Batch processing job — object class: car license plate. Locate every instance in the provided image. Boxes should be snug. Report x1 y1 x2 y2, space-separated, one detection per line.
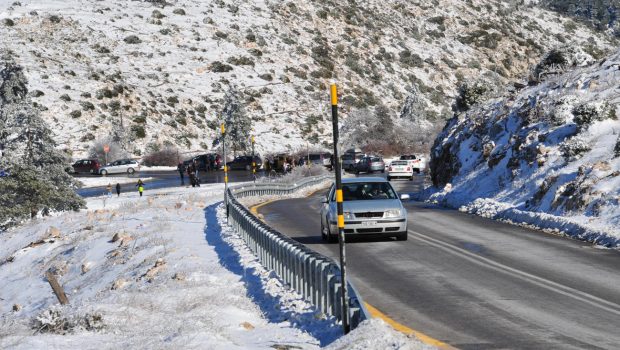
361 221 377 226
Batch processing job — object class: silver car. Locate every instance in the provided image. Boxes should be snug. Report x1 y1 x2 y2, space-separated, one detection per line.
355 156 385 174
320 177 409 242
99 159 140 175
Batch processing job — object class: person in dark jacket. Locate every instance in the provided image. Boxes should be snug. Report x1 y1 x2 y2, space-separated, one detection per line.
116 183 121 197
177 162 185 185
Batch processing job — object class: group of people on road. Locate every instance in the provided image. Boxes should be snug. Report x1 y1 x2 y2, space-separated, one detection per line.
177 161 201 187
106 180 144 198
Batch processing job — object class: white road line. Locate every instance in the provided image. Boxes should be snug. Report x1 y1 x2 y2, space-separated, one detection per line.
408 229 620 316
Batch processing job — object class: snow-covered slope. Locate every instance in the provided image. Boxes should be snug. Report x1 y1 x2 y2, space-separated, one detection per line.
0 184 431 349
429 48 620 248
0 0 615 158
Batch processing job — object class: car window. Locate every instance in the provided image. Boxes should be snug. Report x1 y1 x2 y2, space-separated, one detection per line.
371 157 381 162
332 182 397 201
400 155 416 160
391 161 408 166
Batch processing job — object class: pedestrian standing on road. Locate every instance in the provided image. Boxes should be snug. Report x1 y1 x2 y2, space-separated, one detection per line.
193 160 200 181
136 179 144 197
188 164 196 188
177 162 185 185
116 183 121 197
106 183 112 198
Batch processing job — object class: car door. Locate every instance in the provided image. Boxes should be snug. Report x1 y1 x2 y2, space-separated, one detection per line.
320 185 334 228
73 160 84 173
111 160 122 174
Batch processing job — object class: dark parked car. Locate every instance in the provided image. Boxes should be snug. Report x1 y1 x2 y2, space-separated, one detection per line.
184 153 222 170
72 159 101 174
355 156 385 174
228 155 262 171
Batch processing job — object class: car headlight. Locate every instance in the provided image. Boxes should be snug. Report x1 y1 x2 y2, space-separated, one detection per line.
383 209 402 218
343 212 355 220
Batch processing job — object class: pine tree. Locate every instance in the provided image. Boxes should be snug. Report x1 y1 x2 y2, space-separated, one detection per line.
0 52 84 229
222 86 251 156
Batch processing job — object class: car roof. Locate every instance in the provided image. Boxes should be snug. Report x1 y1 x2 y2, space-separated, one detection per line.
341 177 387 183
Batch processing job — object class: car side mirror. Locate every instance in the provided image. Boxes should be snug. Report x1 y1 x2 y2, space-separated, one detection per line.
400 194 410 201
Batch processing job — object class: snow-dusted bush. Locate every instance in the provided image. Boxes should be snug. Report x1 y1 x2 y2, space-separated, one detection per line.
559 136 591 161
531 46 594 82
123 35 141 44
210 61 233 72
455 81 488 111
32 307 105 334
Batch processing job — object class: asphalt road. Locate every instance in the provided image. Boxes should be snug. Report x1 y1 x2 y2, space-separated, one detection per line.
258 173 620 350
75 170 259 197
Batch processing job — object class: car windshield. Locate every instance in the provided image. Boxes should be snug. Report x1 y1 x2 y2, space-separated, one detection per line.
334 182 398 201
400 155 416 160
370 157 382 162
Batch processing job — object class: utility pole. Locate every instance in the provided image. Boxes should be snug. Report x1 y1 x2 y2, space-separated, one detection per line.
251 134 256 183
222 123 228 222
330 83 349 334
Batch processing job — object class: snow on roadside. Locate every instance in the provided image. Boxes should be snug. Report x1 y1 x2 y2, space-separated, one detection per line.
0 184 323 349
0 182 432 349
76 176 153 188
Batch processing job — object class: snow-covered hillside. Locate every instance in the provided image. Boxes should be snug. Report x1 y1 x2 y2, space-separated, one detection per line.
0 0 615 158
0 184 430 349
429 48 620 248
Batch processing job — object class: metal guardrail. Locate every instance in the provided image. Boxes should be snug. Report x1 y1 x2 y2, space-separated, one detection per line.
225 174 369 329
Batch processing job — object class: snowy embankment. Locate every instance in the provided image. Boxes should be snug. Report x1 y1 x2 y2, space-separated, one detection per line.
428 49 620 249
0 183 427 349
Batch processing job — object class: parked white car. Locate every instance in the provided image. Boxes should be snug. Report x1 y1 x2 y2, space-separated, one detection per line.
387 160 414 181
399 155 426 173
99 159 140 175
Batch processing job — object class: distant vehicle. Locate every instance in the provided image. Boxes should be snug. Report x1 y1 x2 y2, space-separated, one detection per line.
307 152 332 168
342 149 363 171
99 159 140 175
399 154 426 173
387 160 414 181
320 177 409 242
228 155 262 171
355 156 385 174
72 159 101 174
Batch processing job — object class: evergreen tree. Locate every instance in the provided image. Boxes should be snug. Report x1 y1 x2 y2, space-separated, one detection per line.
0 52 84 230
222 86 251 156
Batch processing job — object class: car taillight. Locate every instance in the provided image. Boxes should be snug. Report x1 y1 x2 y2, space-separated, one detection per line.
406 167 411 171
388 166 392 171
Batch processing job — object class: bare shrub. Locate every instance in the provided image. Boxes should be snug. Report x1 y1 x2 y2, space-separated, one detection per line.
88 139 129 165
142 147 179 166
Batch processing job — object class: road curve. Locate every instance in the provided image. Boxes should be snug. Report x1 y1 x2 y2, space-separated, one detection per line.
258 174 620 350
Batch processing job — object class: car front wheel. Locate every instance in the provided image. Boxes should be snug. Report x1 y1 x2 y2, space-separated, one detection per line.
127 168 135 175
396 232 408 241
100 169 108 176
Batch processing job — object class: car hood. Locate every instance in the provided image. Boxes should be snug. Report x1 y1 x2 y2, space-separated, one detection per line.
340 199 402 212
